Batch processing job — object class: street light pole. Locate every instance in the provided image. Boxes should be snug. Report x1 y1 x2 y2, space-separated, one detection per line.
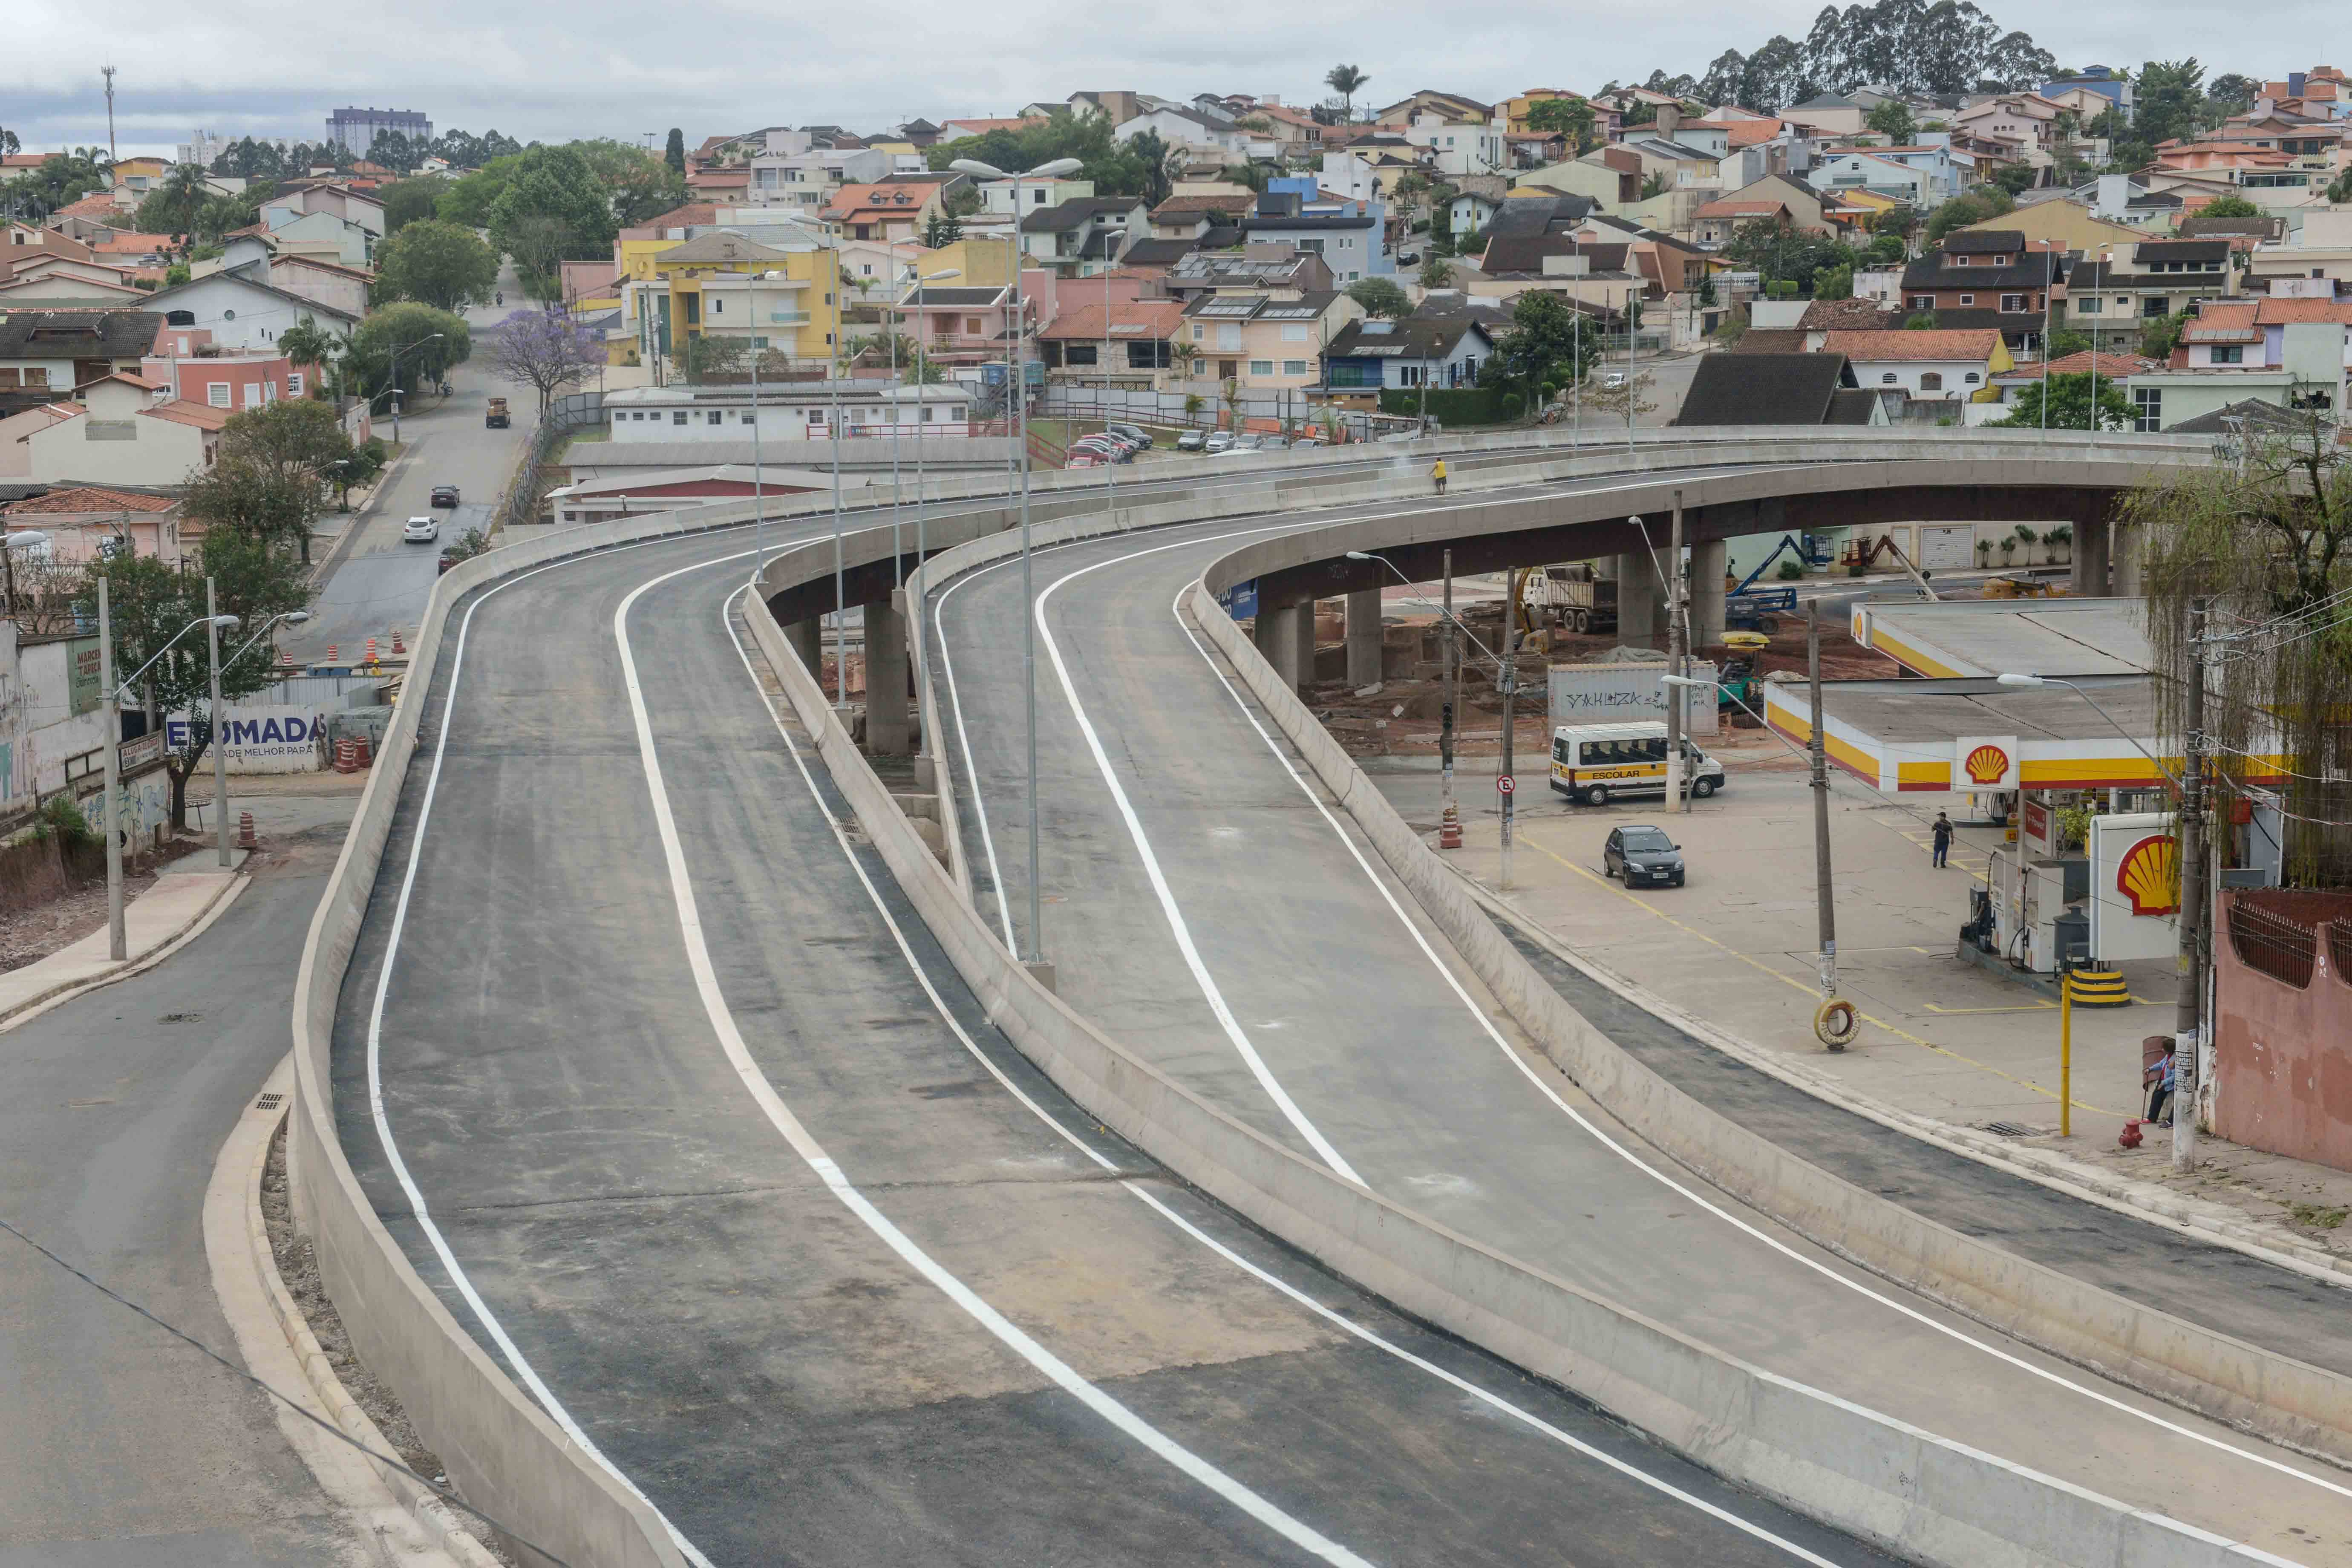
1808 599 1840 1025
952 155 1083 969
208 577 230 868
1666 490 1686 813
1499 567 1519 891
2173 597 2209 1170
100 578 123 961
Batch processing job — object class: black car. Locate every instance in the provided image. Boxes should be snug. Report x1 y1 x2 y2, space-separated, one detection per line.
1107 422 1154 448
430 484 460 507
1603 824 1685 888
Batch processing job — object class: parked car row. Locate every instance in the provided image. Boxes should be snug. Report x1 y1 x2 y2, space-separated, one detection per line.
1173 429 1331 455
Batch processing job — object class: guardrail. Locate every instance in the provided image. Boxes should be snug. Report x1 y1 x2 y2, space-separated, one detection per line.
291 425 2235 1568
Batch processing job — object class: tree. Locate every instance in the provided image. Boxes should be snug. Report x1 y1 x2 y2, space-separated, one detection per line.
487 144 616 273
1866 231 1908 265
374 219 500 312
1815 263 1854 300
504 213 576 300
2134 59 2207 149
1869 204 1915 239
683 333 747 381
1418 254 1456 291
0 128 17 157
486 308 603 412
87 533 314 832
1992 372 2135 430
1526 96 1599 153
573 138 689 228
922 208 963 248
1325 64 1370 121
1722 218 1849 294
181 398 365 558
2197 193 2261 218
1482 291 1604 397
1904 310 1940 329
379 175 452 233
1122 128 1177 208
1346 277 1412 318
2206 73 2260 116
2046 328 2092 358
2141 308 2192 359
367 130 421 173
275 320 345 394
1640 172 1669 199
1587 370 1657 427
0 150 110 219
664 128 686 174
2129 406 2352 885
1865 100 1918 142
1925 186 2015 243
1990 163 2038 196
347 303 472 405
2332 168 2352 206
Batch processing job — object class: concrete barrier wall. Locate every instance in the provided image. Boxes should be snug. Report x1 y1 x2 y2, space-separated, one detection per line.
754 508 2285 1568
1184 522 2352 1470
284 425 2225 1568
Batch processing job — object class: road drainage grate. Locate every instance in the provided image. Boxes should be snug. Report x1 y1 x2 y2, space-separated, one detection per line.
1982 1121 2036 1137
255 1093 285 1111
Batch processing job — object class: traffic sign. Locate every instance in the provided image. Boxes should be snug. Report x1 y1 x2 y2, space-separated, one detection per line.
1497 775 1515 795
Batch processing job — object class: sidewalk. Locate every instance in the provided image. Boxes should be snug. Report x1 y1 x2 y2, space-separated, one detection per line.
0 856 245 1030
1366 755 2352 1272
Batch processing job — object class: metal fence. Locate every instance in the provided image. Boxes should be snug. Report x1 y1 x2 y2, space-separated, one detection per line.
495 391 607 534
1038 385 1397 441
2227 899 2319 989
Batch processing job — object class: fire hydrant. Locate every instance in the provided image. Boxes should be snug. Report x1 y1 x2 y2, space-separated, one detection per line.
2118 1118 2146 1150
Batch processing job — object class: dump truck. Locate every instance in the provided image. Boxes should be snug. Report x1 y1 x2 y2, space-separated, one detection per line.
484 396 510 429
1534 563 1617 636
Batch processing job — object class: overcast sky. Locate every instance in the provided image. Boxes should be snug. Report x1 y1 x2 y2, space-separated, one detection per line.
7 0 2330 161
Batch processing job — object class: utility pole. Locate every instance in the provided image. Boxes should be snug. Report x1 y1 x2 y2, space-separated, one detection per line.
2173 597 2208 1169
1439 549 1460 847
100 577 124 961
102 66 118 163
208 578 230 868
1666 489 1686 813
1808 599 1839 1038
1499 566 1520 890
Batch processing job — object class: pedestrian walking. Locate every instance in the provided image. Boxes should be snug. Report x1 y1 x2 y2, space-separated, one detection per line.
1432 457 1448 496
1931 810 1953 868
2145 1048 2175 1126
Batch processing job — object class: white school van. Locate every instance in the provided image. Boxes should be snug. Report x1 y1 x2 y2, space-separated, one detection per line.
1550 721 1725 807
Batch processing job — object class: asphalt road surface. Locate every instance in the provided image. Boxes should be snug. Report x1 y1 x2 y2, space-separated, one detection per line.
0 842 377 1567
332 507 1899 1568
927 493 2352 1563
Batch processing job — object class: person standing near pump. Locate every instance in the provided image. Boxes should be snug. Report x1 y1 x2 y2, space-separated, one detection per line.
1432 457 1448 495
1931 810 1953 868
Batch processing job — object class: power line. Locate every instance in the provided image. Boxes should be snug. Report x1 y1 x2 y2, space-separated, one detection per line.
0 1211 574 1568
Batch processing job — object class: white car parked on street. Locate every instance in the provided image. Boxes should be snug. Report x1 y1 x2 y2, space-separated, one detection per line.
403 516 440 543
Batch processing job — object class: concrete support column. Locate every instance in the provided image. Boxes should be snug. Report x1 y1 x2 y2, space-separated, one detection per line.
1345 589 1383 688
2112 519 2145 599
2072 513 2112 598
785 614 823 678
1292 600 1318 690
864 595 910 755
1254 602 1304 693
1689 538 1728 651
1615 551 1665 648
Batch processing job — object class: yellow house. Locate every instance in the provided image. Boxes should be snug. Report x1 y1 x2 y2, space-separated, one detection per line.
1494 89 1585 136
917 235 1019 289
1953 199 2142 253
637 230 839 369
110 156 175 197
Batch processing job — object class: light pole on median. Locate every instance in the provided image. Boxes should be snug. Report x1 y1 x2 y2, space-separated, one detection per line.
951 155 1084 973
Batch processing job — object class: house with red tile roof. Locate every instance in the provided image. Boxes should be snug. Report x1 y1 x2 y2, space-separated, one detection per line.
820 182 943 242
20 373 230 494
1821 328 2013 401
0 481 187 565
1036 298 1187 387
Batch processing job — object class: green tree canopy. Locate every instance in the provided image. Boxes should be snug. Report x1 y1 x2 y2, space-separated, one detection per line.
2133 59 2208 149
374 219 501 311
487 144 619 267
380 174 453 233
1722 218 1851 293
1345 277 1412 318
1525 96 1599 152
664 128 686 174
2141 308 2192 359
1925 186 2016 243
1325 64 1370 120
1991 372 2135 430
2196 193 2261 218
1482 291 1605 395
348 303 472 404
1864 100 1918 142
180 398 358 553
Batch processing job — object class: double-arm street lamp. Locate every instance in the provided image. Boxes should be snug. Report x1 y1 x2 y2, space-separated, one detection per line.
386 333 447 444
946 155 1082 975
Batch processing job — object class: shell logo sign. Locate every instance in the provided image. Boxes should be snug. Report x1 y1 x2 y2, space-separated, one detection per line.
1963 744 2011 785
2116 834 2180 917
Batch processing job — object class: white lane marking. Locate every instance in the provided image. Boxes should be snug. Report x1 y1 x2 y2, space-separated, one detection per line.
1025 525 1369 1185
1151 576 2352 1505
366 547 728 1568
931 567 1018 951
614 562 1377 1568
715 582 1855 1567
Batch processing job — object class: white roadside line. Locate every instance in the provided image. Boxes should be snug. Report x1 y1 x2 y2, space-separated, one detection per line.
614 556 1376 1568
931 567 1019 951
1141 564 2352 1505
713 579 1853 1568
364 544 726 1568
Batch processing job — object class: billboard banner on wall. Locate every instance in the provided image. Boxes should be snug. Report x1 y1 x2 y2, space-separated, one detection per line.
164 705 327 773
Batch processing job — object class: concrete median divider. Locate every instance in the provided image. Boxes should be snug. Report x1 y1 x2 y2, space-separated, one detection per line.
1182 525 2352 1475
782 501 2290 1566
287 425 2226 1568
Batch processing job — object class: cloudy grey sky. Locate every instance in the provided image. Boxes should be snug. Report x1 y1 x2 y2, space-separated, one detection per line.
6 0 2329 160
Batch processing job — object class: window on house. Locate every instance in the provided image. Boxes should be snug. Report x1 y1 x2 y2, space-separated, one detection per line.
2211 344 2244 363
2000 294 2026 312
673 411 689 424
1964 372 1980 383
707 410 723 424
1920 372 1944 391
1911 296 1934 311
2133 387 2162 431
1954 255 1972 266
1958 294 1974 306
711 297 723 314
1249 359 1274 376
1280 323 1310 342
1282 359 1307 376
2077 297 2102 314
208 382 231 406
741 412 755 425
1881 372 1897 383
1193 325 1204 341
288 372 303 395
1064 343 1098 365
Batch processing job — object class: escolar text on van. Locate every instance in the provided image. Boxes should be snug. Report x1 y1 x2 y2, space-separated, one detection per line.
1550 721 1726 807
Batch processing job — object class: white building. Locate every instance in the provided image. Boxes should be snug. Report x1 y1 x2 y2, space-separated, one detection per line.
601 381 974 443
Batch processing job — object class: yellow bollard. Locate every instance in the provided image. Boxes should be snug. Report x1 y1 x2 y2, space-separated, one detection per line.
2059 971 2072 1138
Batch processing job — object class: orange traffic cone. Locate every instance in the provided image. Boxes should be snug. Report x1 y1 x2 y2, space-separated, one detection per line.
326 643 338 663
365 637 378 665
1438 799 1463 850
391 628 405 656
278 647 293 670
237 811 258 850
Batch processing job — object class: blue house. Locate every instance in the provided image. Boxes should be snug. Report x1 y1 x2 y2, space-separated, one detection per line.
1248 180 1393 280
1317 315 1494 406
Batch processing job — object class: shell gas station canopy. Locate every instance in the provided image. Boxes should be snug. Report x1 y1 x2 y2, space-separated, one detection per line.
1761 597 2279 795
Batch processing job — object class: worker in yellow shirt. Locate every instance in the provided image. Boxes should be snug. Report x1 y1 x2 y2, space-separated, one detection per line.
1432 458 1448 495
